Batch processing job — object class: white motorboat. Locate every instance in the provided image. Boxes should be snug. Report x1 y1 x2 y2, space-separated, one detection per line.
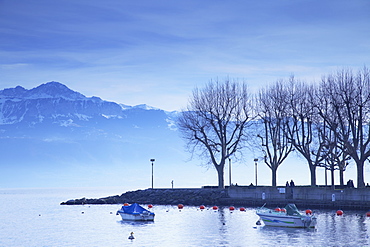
116 203 155 221
256 203 317 228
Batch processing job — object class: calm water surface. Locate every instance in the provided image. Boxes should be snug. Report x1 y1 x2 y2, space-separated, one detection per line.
1 187 370 247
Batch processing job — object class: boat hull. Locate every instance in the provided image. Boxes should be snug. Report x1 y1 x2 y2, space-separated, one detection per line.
117 211 155 221
257 212 316 228
116 203 155 221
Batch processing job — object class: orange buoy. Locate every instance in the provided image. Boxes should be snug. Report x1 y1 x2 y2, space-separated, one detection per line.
212 206 218 210
229 206 235 211
178 204 184 209
148 204 153 209
305 209 312 215
199 205 205 210
366 211 370 217
274 207 281 212
240 207 246 212
336 210 343 216
281 208 286 213
123 203 129 206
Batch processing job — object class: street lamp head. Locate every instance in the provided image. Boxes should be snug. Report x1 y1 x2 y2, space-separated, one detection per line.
150 159 155 162
254 158 258 162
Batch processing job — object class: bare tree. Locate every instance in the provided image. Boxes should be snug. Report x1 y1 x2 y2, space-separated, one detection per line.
177 79 253 188
284 78 328 186
257 80 293 186
315 83 351 187
320 67 370 188
322 125 350 188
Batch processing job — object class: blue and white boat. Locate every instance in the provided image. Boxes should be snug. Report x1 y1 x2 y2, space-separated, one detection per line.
256 204 316 228
116 203 155 221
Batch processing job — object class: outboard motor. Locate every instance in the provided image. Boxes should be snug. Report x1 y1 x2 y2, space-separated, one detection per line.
303 216 312 227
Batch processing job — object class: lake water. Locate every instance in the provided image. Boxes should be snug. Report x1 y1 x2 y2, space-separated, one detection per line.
1 187 370 247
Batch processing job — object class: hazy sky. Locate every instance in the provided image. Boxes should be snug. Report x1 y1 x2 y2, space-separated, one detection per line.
1 0 369 111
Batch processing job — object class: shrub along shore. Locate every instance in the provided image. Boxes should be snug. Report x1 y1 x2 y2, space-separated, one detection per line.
61 186 370 210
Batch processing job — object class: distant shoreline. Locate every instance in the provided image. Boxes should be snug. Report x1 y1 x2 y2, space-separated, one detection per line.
60 186 370 211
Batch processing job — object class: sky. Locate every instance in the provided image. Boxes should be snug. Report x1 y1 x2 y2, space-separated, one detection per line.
1 0 370 189
1 0 370 112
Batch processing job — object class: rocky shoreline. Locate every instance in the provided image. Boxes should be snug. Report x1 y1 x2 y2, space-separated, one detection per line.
60 187 370 210
61 188 228 206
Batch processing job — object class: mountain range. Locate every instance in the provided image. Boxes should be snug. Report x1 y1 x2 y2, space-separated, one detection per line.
0 81 212 189
0 81 326 189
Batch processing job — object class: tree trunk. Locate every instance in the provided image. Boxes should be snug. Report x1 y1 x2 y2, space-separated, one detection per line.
339 168 344 186
330 167 335 190
309 164 316 187
356 161 365 188
216 164 225 189
271 166 277 187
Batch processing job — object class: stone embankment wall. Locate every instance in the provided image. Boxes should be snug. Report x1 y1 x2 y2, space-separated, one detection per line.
226 186 370 210
61 186 370 210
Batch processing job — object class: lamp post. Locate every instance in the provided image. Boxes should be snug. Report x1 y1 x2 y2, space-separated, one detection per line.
254 158 258 186
150 159 155 189
229 157 232 186
227 149 232 186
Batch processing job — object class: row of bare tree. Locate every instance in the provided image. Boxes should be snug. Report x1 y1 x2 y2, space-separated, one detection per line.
178 67 370 188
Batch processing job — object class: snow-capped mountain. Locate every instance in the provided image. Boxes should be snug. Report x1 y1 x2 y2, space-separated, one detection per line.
0 82 190 188
0 81 177 134
0 81 154 125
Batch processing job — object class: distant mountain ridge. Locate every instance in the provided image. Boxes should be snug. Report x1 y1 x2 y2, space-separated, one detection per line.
0 81 185 188
0 81 171 126
0 81 85 100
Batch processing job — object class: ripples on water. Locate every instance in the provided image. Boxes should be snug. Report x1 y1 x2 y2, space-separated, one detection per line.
1 188 370 246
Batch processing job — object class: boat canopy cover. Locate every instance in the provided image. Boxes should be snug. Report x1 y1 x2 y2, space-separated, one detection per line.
285 204 301 216
120 203 154 215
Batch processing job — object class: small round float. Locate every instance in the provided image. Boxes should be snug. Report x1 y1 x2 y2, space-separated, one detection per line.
274 207 281 212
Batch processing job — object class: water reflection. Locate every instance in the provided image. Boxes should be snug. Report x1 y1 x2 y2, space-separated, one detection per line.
3 187 370 247
249 209 370 246
257 226 311 246
216 209 229 247
314 210 370 245
118 220 154 226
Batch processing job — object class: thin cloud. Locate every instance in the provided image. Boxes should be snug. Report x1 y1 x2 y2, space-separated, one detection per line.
0 0 369 111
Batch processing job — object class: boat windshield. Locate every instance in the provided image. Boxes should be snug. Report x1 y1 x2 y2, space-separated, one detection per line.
285 204 301 216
